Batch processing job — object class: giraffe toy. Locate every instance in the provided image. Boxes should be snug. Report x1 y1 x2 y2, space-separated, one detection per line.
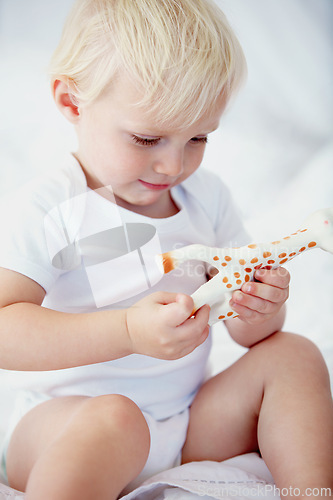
158 207 333 325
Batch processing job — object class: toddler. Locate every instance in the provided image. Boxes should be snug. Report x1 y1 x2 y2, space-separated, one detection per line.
0 1 332 499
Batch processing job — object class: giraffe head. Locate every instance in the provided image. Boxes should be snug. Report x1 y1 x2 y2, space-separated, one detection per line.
302 207 333 254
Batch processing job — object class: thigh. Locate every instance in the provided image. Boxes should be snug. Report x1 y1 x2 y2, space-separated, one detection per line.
182 344 266 464
6 394 89 489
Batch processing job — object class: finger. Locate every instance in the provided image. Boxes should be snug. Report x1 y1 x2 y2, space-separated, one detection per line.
162 305 210 360
177 304 211 337
254 267 290 288
227 301 269 324
174 323 210 359
162 293 194 327
152 291 184 305
192 303 211 323
241 282 289 304
231 290 279 315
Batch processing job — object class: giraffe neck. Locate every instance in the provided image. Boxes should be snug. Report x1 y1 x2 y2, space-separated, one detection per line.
233 226 318 271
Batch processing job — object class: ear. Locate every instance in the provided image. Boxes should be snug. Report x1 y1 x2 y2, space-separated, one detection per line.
52 79 81 124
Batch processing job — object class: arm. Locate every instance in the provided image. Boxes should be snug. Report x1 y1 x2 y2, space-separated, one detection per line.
0 268 129 370
225 268 289 347
0 268 210 371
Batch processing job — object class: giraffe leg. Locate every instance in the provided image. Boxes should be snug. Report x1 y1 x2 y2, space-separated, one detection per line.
191 278 238 324
208 293 238 324
191 274 223 313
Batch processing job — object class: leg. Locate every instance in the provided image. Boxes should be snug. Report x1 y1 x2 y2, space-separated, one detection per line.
182 332 333 499
7 394 150 500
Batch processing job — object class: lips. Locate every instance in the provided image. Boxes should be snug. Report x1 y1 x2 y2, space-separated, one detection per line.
139 180 171 191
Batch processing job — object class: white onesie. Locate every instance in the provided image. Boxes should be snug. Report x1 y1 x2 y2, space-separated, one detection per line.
0 155 249 488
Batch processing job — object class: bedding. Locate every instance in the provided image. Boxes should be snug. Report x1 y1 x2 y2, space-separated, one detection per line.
0 453 277 499
0 0 332 498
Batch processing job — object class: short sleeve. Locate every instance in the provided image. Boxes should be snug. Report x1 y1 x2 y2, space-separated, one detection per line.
0 188 65 292
0 160 86 292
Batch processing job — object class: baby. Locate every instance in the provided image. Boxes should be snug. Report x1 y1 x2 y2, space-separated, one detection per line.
0 1 331 499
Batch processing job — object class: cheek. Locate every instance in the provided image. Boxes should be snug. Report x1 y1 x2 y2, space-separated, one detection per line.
119 146 153 176
186 146 206 173
102 146 149 185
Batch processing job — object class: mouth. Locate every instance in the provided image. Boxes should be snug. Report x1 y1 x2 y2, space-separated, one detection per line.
139 180 171 191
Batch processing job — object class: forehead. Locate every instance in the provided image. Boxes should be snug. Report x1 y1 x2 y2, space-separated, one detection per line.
94 74 226 134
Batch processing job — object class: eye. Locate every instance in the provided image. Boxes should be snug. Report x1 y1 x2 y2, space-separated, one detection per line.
132 135 160 147
190 136 208 145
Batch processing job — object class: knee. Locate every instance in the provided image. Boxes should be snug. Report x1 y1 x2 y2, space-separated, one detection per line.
255 332 331 387
77 395 150 454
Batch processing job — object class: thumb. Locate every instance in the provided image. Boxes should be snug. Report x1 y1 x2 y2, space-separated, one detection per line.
163 293 194 327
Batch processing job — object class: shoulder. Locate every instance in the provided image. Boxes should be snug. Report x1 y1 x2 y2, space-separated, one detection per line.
0 156 86 223
22 156 86 209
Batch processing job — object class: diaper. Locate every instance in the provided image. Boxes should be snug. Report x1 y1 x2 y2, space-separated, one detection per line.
0 391 52 484
0 390 190 493
125 408 190 494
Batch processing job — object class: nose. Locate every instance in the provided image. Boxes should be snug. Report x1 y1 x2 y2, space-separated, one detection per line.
153 147 184 177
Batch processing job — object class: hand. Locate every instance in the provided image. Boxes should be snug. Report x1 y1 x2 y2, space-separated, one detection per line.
229 267 290 325
125 292 210 360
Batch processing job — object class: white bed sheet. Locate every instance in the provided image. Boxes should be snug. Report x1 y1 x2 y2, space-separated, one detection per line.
0 0 332 498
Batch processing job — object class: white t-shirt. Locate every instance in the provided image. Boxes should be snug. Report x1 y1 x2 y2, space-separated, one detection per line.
0 156 248 420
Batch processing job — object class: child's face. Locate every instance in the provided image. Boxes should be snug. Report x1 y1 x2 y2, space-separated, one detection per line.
74 76 225 217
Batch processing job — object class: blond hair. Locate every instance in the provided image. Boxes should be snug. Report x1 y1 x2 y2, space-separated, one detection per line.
49 0 246 127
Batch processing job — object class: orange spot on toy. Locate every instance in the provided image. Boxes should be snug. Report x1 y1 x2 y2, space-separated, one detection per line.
263 252 271 258
251 257 258 264
239 259 246 265
278 253 287 258
248 244 257 249
308 241 316 247
222 277 228 283
213 256 219 261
